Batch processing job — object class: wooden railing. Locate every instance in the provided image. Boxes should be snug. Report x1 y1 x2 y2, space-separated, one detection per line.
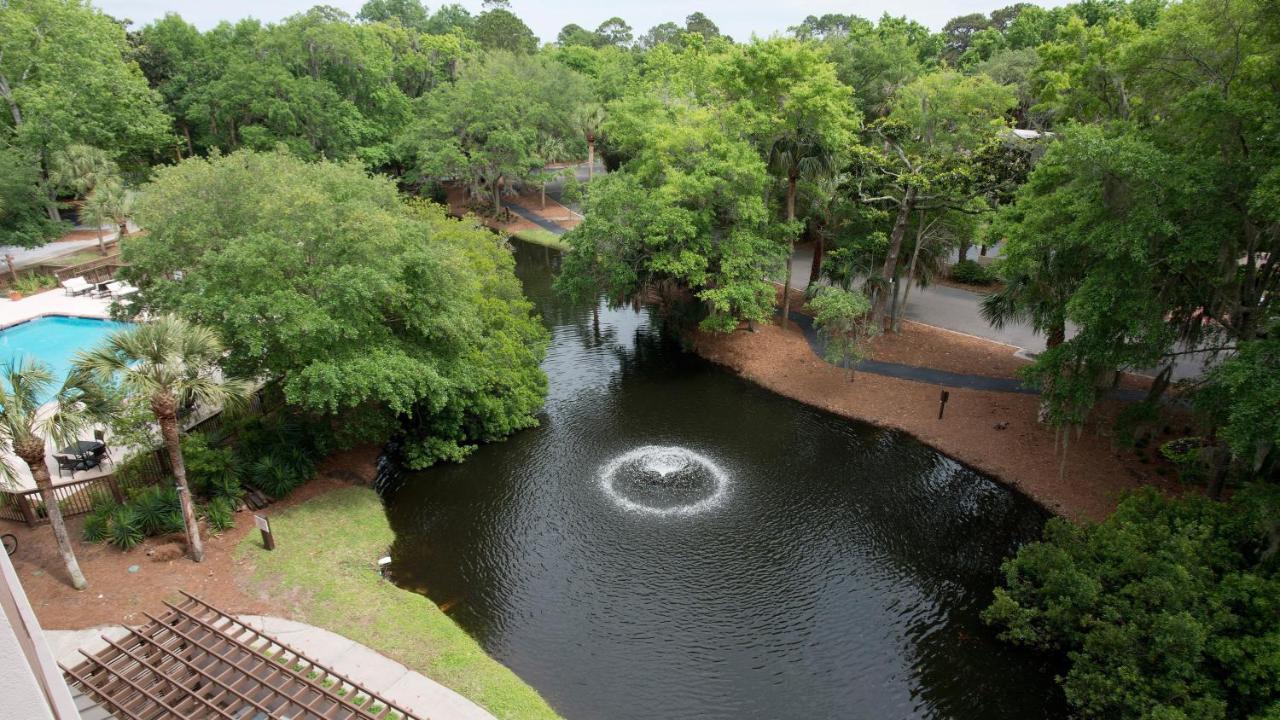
0 391 277 526
52 251 125 284
0 449 170 526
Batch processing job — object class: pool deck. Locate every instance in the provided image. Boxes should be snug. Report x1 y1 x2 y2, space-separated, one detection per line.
0 289 125 492
0 286 113 328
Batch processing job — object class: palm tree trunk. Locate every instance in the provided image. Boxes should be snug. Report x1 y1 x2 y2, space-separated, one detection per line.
587 140 595 182
872 187 918 328
96 225 106 255
809 235 824 285
156 400 203 562
19 446 86 589
781 175 799 330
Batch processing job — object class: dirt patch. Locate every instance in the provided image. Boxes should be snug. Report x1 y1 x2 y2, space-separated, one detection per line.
692 321 1181 522
5 478 347 630
443 183 578 236
870 321 1032 378
54 229 105 243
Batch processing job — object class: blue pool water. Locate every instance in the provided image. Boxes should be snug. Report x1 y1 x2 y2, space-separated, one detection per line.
0 316 132 402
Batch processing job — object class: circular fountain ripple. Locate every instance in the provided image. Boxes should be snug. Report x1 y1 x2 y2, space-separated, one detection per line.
599 445 730 517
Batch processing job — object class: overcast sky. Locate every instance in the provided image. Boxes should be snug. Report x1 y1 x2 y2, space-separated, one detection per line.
94 0 1062 38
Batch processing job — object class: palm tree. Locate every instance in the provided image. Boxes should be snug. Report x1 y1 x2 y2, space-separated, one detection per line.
49 144 118 225
0 360 113 589
573 104 606 182
80 187 115 256
82 178 135 241
536 134 567 208
77 316 253 563
769 133 838 328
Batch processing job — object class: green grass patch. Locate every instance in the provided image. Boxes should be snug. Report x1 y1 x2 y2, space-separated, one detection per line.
238 485 561 720
510 227 569 251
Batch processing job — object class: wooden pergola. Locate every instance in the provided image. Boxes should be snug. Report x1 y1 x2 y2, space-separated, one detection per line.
61 592 420 719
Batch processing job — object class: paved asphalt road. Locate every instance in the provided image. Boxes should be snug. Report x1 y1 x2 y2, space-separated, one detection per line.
786 244 1214 380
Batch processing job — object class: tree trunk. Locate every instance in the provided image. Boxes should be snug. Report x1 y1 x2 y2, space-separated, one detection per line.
809 235 824 285
18 444 87 590
96 225 107 255
541 182 546 209
780 175 799 330
957 238 971 263
183 123 195 157
587 139 595 182
493 176 503 217
895 219 927 334
871 187 918 328
155 397 203 562
1046 321 1066 349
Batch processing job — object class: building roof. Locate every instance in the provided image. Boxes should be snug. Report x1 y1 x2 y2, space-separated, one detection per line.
61 592 420 720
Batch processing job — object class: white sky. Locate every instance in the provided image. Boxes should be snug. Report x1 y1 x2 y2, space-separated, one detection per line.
94 1 1064 38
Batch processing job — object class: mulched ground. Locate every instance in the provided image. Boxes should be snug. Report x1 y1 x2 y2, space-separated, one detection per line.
5 443 383 630
693 320 1184 522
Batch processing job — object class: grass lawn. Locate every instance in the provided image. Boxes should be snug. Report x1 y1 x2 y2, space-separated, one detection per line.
510 228 569 251
238 484 561 720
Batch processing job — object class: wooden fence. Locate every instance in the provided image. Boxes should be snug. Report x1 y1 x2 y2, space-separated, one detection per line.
0 449 170 526
51 251 125 284
0 391 274 527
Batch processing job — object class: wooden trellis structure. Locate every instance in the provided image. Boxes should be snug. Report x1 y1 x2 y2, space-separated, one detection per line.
62 592 420 719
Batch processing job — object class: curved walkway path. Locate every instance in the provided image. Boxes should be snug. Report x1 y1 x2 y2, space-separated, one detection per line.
788 311 1148 401
506 201 569 235
47 616 497 720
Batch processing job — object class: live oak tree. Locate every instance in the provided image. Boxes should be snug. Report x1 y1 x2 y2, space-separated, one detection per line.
853 70 1016 327
0 0 168 220
120 150 548 468
399 51 590 214
558 104 781 333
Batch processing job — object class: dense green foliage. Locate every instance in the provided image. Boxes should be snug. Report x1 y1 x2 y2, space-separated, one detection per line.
807 285 878 377
985 487 1280 719
121 150 548 466
6 1 1278 712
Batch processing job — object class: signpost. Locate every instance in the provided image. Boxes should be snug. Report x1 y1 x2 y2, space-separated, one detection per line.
254 514 275 551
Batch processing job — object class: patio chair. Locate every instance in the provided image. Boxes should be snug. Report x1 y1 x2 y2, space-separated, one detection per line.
61 276 93 296
53 453 81 479
108 281 139 298
93 429 113 468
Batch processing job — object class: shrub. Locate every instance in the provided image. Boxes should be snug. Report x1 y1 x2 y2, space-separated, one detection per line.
106 506 144 550
202 497 235 533
82 511 109 543
182 433 243 501
806 285 879 379
252 454 305 499
983 486 1280 720
129 486 181 535
949 259 996 285
11 274 56 295
1160 436 1207 483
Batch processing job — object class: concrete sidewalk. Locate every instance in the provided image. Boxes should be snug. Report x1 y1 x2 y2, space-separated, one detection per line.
47 616 498 720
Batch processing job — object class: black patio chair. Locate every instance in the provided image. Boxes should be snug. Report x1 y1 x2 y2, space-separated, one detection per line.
53 453 81 479
93 429 113 468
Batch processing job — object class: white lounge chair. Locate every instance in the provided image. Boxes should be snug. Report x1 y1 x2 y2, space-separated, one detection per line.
61 276 93 296
108 281 138 298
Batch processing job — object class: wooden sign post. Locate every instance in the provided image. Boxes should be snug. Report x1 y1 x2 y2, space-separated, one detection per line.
254 514 275 551
938 390 950 420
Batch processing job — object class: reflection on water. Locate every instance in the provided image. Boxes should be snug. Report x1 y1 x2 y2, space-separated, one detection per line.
379 242 1065 719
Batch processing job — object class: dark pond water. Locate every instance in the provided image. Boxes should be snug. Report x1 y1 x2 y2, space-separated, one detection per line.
379 242 1064 720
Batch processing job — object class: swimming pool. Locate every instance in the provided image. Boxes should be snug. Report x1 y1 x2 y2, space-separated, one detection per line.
0 316 132 401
